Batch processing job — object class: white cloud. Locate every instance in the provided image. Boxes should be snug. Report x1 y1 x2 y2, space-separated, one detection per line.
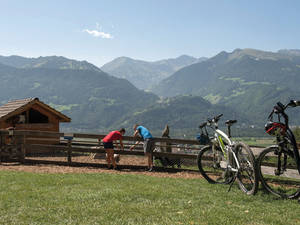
83 29 113 39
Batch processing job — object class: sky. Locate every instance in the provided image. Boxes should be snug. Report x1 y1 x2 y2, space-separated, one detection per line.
1 0 300 67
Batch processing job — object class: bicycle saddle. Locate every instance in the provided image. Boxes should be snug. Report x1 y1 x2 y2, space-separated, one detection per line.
225 120 237 125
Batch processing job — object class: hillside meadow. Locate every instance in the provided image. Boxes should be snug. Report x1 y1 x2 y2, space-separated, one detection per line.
0 170 300 225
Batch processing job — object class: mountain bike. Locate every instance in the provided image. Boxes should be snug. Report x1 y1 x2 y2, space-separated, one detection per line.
256 100 300 199
197 114 258 195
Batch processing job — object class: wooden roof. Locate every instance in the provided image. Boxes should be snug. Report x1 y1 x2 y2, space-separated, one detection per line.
0 98 71 122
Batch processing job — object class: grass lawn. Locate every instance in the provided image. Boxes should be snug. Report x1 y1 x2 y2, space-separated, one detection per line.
0 171 300 225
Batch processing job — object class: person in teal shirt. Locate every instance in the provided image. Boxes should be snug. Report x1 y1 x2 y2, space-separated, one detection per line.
130 124 155 171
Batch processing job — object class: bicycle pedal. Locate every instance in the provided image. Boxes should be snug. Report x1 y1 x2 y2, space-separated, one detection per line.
222 169 233 180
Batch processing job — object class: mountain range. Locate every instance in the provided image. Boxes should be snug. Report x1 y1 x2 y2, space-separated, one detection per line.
0 55 101 71
1 49 300 136
0 55 230 136
101 55 207 90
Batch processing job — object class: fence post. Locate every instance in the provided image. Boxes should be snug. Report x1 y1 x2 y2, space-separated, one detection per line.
67 139 72 165
0 131 3 163
11 131 19 160
14 134 22 162
20 134 26 163
98 138 101 147
64 133 73 165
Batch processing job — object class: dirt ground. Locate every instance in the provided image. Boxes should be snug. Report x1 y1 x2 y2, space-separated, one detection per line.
0 155 203 179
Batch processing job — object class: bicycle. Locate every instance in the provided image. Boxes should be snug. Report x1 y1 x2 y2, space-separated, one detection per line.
256 100 300 199
197 114 258 195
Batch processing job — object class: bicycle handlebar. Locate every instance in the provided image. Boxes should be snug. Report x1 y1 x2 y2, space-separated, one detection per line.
199 114 223 128
207 114 223 123
215 114 223 121
287 100 300 108
276 100 300 111
199 122 207 129
268 100 300 126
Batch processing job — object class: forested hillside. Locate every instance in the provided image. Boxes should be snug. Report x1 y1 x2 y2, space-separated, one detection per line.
0 61 158 131
153 49 300 125
116 95 253 136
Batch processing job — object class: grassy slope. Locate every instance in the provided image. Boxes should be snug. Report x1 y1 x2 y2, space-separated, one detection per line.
0 171 300 225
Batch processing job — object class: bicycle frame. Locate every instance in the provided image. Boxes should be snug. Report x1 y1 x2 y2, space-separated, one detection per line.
202 114 240 173
275 127 300 174
268 101 300 174
213 129 239 173
198 114 259 194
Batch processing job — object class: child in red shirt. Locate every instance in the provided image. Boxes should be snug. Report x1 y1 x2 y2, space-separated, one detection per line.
102 128 125 169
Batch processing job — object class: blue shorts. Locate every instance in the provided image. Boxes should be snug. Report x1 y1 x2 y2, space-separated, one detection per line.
103 142 114 149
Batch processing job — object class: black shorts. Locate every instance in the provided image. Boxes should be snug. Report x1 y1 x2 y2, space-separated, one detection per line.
103 142 114 149
143 138 155 153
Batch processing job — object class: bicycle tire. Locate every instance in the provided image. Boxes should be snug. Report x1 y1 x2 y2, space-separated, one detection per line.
234 142 258 195
197 145 233 184
257 146 300 199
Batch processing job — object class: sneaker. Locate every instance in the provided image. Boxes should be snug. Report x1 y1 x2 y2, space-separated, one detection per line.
113 166 121 171
108 165 113 170
148 167 154 172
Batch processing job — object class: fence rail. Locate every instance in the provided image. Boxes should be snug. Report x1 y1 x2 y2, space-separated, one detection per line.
0 129 202 171
3 129 297 172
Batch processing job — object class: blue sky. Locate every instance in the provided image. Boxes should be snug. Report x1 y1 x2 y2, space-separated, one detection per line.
1 0 300 67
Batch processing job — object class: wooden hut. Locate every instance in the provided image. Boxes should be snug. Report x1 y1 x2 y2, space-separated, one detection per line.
0 98 70 131
0 98 71 153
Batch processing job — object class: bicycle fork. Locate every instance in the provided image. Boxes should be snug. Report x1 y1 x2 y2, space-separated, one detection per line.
227 149 240 192
274 142 288 176
213 141 240 192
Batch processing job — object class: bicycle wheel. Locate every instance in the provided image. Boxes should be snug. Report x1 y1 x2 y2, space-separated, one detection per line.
257 146 300 199
197 145 233 184
234 142 258 195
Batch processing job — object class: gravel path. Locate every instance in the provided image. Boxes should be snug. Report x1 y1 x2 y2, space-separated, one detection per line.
0 155 203 179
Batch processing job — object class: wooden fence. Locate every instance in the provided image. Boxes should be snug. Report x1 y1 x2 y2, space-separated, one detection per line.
0 129 202 171
4 129 297 172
